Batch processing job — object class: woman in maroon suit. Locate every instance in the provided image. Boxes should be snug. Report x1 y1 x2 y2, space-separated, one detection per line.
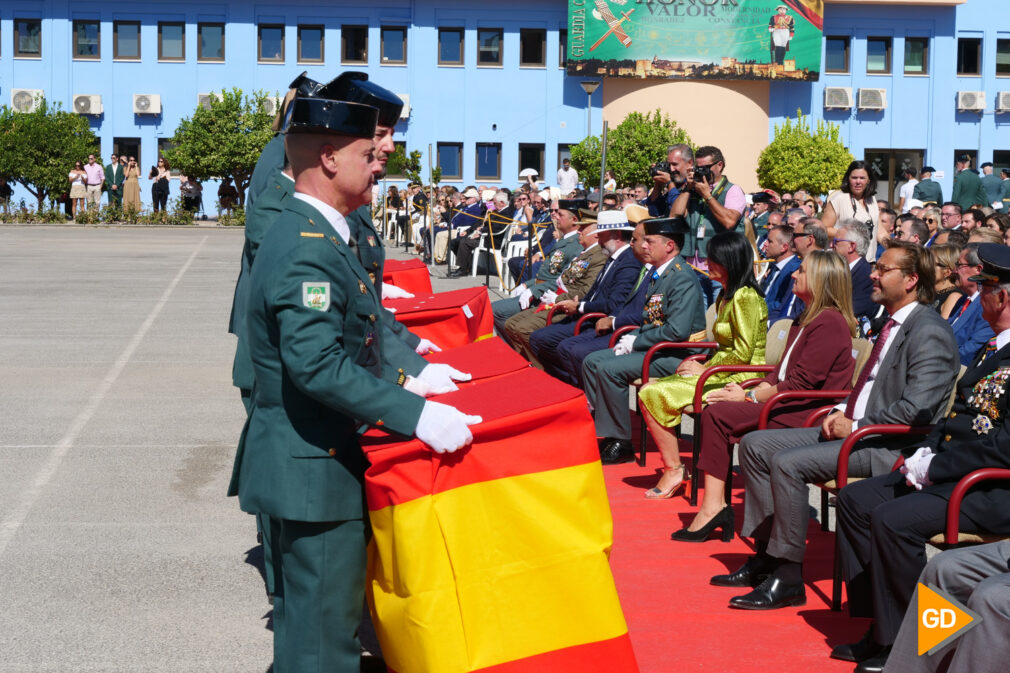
672 250 859 542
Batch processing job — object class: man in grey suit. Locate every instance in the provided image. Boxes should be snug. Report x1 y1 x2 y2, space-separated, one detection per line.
582 216 707 464
713 240 959 610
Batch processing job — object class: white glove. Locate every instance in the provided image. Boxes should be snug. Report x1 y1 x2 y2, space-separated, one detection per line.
613 333 637 356
900 447 935 491
415 400 483 454
422 362 472 383
415 338 442 355
518 287 533 310
540 289 558 305
510 283 527 298
403 375 444 398
381 283 414 300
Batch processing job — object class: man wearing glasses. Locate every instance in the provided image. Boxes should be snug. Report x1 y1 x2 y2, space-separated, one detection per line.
718 241 958 616
832 220 876 322
949 243 996 365
940 202 963 231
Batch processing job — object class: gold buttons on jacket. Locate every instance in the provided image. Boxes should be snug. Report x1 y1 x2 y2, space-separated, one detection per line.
328 448 336 456
373 261 379 269
376 420 385 427
369 314 376 322
949 411 957 419
944 434 952 442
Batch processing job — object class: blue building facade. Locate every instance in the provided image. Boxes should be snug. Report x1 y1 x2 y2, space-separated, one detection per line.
1 0 1006 210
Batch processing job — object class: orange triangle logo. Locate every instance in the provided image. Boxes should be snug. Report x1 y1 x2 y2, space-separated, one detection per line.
917 583 982 656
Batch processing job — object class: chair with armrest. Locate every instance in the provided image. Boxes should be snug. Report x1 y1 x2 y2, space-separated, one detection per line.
932 468 1010 546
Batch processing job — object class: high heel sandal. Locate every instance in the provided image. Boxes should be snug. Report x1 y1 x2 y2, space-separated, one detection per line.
644 464 688 500
671 506 735 542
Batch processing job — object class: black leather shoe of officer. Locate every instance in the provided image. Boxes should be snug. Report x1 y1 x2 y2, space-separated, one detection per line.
831 627 886 663
710 555 772 588
599 439 635 464
854 646 891 673
447 267 465 278
728 575 806 610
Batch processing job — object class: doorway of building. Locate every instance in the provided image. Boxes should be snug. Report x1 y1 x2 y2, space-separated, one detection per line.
864 149 925 208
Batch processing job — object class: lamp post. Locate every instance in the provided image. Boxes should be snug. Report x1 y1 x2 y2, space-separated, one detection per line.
579 80 600 137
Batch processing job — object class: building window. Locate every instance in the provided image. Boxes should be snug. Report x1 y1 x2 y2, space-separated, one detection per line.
158 138 182 177
993 150 1010 172
475 143 502 181
14 19 42 58
297 25 324 63
904 37 929 75
73 20 100 60
997 39 1010 77
866 37 891 74
478 28 503 66
520 28 546 67
114 21 140 60
437 143 463 180
158 22 185 61
559 29 568 68
381 26 406 64
113 137 142 167
438 27 463 66
824 36 849 74
198 23 225 62
558 144 571 169
957 37 982 76
386 141 407 179
519 143 545 180
258 24 284 62
341 25 367 64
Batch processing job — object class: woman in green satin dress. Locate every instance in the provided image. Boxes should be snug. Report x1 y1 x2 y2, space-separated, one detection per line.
639 231 768 498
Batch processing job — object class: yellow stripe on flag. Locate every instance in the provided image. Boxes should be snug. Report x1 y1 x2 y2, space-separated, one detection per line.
368 461 626 673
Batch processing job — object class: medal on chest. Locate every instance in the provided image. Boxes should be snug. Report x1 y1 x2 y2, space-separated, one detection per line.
646 293 665 326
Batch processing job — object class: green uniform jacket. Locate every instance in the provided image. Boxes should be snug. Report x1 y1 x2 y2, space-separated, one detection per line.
981 173 1002 206
230 198 426 522
912 178 943 205
554 243 608 301
246 134 286 209
952 169 988 211
1001 180 1010 210
632 255 707 351
346 205 427 376
526 232 583 300
230 172 294 391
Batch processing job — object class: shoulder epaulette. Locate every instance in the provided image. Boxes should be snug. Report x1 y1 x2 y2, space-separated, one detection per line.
300 232 325 238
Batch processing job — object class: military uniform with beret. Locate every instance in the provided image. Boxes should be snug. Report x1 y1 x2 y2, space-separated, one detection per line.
837 242 1010 647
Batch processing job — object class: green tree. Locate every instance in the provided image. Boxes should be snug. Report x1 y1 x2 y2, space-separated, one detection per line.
757 110 853 196
386 146 441 188
569 110 692 189
0 97 98 209
162 88 275 206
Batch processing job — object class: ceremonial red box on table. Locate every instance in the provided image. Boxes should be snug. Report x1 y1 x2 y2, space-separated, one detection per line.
361 367 639 673
384 286 494 349
383 258 433 295
424 337 529 385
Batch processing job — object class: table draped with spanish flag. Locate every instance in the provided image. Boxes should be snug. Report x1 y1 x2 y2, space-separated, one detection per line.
383 258 434 296
362 291 639 672
383 286 494 349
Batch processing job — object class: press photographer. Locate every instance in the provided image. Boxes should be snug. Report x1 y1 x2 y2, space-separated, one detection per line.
645 143 691 216
670 145 745 260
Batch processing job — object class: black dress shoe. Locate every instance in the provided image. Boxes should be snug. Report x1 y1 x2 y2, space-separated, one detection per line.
831 627 886 663
854 647 891 673
600 439 634 464
710 555 772 588
728 575 806 610
447 268 465 278
672 506 735 543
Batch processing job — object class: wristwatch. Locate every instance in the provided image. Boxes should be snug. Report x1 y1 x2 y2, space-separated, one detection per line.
745 389 759 404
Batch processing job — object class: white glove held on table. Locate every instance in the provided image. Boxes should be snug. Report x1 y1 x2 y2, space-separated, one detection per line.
613 333 637 356
900 447 935 491
415 401 483 454
403 375 441 398
381 284 414 300
415 338 442 355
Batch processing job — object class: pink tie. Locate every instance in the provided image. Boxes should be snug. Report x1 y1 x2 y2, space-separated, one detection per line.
845 318 896 419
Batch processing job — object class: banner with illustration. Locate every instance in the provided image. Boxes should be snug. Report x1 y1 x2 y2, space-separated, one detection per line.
567 0 823 81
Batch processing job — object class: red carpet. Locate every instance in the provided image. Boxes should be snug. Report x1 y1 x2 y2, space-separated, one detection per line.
603 445 869 673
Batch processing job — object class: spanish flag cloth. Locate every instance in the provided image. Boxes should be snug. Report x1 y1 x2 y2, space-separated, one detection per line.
383 258 434 295
361 368 639 673
385 286 495 348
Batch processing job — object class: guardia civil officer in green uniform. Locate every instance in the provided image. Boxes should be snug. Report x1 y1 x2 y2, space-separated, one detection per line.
912 165 943 205
952 153 990 211
581 216 708 465
491 198 588 342
231 95 482 673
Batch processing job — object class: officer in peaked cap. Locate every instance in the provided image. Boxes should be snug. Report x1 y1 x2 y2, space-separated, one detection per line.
231 94 481 673
971 242 1010 285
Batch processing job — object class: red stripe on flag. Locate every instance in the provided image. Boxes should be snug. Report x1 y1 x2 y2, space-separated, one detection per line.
362 368 600 509
385 633 639 673
423 337 530 383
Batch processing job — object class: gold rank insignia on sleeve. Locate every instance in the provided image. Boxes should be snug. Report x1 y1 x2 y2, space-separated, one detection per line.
358 280 368 294
675 263 682 271
300 232 325 238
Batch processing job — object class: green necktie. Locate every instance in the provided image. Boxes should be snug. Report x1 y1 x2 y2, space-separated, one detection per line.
630 266 648 294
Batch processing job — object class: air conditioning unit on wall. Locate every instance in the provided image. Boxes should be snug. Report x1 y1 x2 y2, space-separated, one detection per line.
73 94 103 115
397 94 410 119
957 90 985 112
997 91 1010 114
11 89 44 113
262 96 281 116
133 93 162 114
857 88 887 111
824 87 853 110
197 93 217 111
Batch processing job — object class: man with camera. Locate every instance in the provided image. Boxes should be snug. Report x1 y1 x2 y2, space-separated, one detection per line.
670 146 745 259
644 145 687 217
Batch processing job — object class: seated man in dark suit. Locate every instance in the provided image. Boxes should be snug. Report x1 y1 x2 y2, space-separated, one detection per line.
761 224 801 323
834 243 1010 673
715 241 959 612
507 190 555 284
949 243 996 365
450 190 512 277
832 219 878 323
527 208 644 371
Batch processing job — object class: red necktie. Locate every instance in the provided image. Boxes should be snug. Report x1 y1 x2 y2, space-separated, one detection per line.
957 297 972 318
845 318 896 419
